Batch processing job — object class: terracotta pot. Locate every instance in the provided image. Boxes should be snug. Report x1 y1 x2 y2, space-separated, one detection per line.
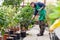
0 36 2 40
3 34 9 40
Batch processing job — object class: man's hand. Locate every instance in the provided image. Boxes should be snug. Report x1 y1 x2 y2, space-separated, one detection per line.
32 15 35 20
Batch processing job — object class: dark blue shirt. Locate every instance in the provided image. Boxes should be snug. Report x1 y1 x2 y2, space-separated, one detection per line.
34 2 45 16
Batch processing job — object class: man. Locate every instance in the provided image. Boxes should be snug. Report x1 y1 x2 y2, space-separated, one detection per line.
30 2 46 36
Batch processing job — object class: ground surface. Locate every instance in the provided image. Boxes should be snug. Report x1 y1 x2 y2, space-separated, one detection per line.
21 25 50 40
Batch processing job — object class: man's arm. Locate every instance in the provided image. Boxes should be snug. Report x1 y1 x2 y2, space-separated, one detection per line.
38 6 45 11
32 9 38 19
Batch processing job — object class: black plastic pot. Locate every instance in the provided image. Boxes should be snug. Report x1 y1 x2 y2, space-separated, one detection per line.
21 31 26 38
10 35 17 40
7 37 14 40
15 33 20 39
9 30 14 34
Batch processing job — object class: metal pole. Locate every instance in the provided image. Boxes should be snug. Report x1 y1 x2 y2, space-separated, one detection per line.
36 0 37 2
44 0 46 4
22 0 24 7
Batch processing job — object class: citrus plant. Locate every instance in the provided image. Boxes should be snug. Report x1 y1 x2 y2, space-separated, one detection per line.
0 6 18 35
20 4 34 30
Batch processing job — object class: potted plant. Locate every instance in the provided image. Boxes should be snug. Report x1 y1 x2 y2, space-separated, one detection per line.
20 4 34 38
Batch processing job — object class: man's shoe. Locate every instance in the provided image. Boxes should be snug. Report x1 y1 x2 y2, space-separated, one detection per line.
37 34 43 36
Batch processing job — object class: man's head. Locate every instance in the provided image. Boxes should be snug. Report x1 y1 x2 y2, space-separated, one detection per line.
30 2 35 8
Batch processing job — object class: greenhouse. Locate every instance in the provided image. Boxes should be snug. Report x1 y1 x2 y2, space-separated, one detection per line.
0 0 60 40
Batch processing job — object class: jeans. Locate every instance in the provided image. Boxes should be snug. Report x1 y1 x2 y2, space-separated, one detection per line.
39 21 45 35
